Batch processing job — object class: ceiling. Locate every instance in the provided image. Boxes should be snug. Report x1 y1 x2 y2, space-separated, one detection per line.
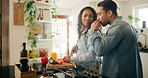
56 0 99 8
56 0 130 9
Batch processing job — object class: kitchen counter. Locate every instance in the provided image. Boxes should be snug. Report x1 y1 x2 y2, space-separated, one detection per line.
140 52 148 78
0 65 108 78
140 49 148 53
0 65 15 78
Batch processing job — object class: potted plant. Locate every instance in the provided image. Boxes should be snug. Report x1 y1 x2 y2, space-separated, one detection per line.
51 0 59 18
128 15 140 30
24 0 38 58
24 0 59 58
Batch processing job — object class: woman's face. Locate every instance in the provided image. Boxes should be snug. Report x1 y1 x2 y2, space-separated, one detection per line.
82 9 94 27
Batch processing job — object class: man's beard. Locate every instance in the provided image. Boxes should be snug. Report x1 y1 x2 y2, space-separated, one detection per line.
100 21 108 27
100 20 109 27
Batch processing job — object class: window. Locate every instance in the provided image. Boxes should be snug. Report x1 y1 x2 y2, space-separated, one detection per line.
52 15 78 59
134 4 148 28
52 16 69 58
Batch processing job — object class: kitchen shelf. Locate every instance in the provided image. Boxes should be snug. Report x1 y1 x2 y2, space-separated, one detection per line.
35 1 52 6
38 39 52 41
33 0 53 42
35 20 52 24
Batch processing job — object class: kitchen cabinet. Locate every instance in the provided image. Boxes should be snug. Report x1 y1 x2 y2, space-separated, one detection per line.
140 52 148 78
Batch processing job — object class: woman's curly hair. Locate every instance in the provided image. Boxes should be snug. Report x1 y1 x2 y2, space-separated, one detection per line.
77 6 97 38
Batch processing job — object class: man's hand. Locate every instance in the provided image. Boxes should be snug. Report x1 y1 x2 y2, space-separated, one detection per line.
91 20 102 31
63 56 71 63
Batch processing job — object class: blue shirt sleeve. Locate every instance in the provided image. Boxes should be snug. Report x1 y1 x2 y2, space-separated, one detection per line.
92 25 124 56
71 29 101 65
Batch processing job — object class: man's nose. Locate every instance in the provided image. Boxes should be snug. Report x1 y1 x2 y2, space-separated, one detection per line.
97 17 100 21
97 16 100 20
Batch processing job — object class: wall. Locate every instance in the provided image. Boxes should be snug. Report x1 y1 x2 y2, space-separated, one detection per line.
9 0 26 65
58 8 72 15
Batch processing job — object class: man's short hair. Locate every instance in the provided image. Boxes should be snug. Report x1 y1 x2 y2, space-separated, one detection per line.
97 0 118 15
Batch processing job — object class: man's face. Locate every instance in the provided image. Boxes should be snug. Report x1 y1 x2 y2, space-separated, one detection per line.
97 6 110 27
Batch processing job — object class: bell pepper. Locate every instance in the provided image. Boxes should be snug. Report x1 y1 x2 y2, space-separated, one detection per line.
50 52 57 60
41 57 48 65
49 57 56 64
55 58 63 64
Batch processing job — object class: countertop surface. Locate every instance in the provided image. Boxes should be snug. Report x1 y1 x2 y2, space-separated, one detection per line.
0 65 108 78
140 49 148 53
0 65 15 78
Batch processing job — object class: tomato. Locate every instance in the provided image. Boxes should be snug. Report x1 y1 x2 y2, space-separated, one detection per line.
64 60 69 63
41 57 48 64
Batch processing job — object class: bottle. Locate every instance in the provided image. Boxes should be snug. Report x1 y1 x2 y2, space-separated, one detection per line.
37 9 43 20
40 9 43 20
45 0 49 3
142 21 146 28
20 42 28 58
20 59 29 72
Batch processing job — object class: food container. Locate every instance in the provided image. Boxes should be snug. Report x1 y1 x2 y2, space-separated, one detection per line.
39 48 48 57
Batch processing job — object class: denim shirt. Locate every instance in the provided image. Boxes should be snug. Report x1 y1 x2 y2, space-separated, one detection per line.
76 16 143 78
72 27 101 67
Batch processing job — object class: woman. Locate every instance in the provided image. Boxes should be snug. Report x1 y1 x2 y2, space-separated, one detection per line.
63 6 101 73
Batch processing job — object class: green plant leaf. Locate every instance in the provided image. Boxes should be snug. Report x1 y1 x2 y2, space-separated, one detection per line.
51 8 56 10
128 15 133 20
24 0 38 49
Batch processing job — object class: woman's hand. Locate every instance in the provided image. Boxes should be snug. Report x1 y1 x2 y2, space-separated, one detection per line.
63 56 71 63
71 45 77 54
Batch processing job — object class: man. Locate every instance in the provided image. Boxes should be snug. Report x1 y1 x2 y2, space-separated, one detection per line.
63 0 143 78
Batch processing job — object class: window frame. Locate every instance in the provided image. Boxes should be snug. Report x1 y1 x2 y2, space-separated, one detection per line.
52 15 70 56
133 3 148 28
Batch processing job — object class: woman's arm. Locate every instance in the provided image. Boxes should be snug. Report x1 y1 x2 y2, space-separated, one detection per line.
71 29 101 65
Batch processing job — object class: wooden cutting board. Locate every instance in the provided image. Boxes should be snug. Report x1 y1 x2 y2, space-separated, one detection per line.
46 63 75 69
13 3 24 25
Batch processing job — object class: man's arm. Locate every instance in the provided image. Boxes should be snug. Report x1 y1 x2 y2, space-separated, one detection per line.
71 25 124 65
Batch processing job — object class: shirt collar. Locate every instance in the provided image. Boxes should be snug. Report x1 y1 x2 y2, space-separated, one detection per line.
81 27 90 34
110 16 122 26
